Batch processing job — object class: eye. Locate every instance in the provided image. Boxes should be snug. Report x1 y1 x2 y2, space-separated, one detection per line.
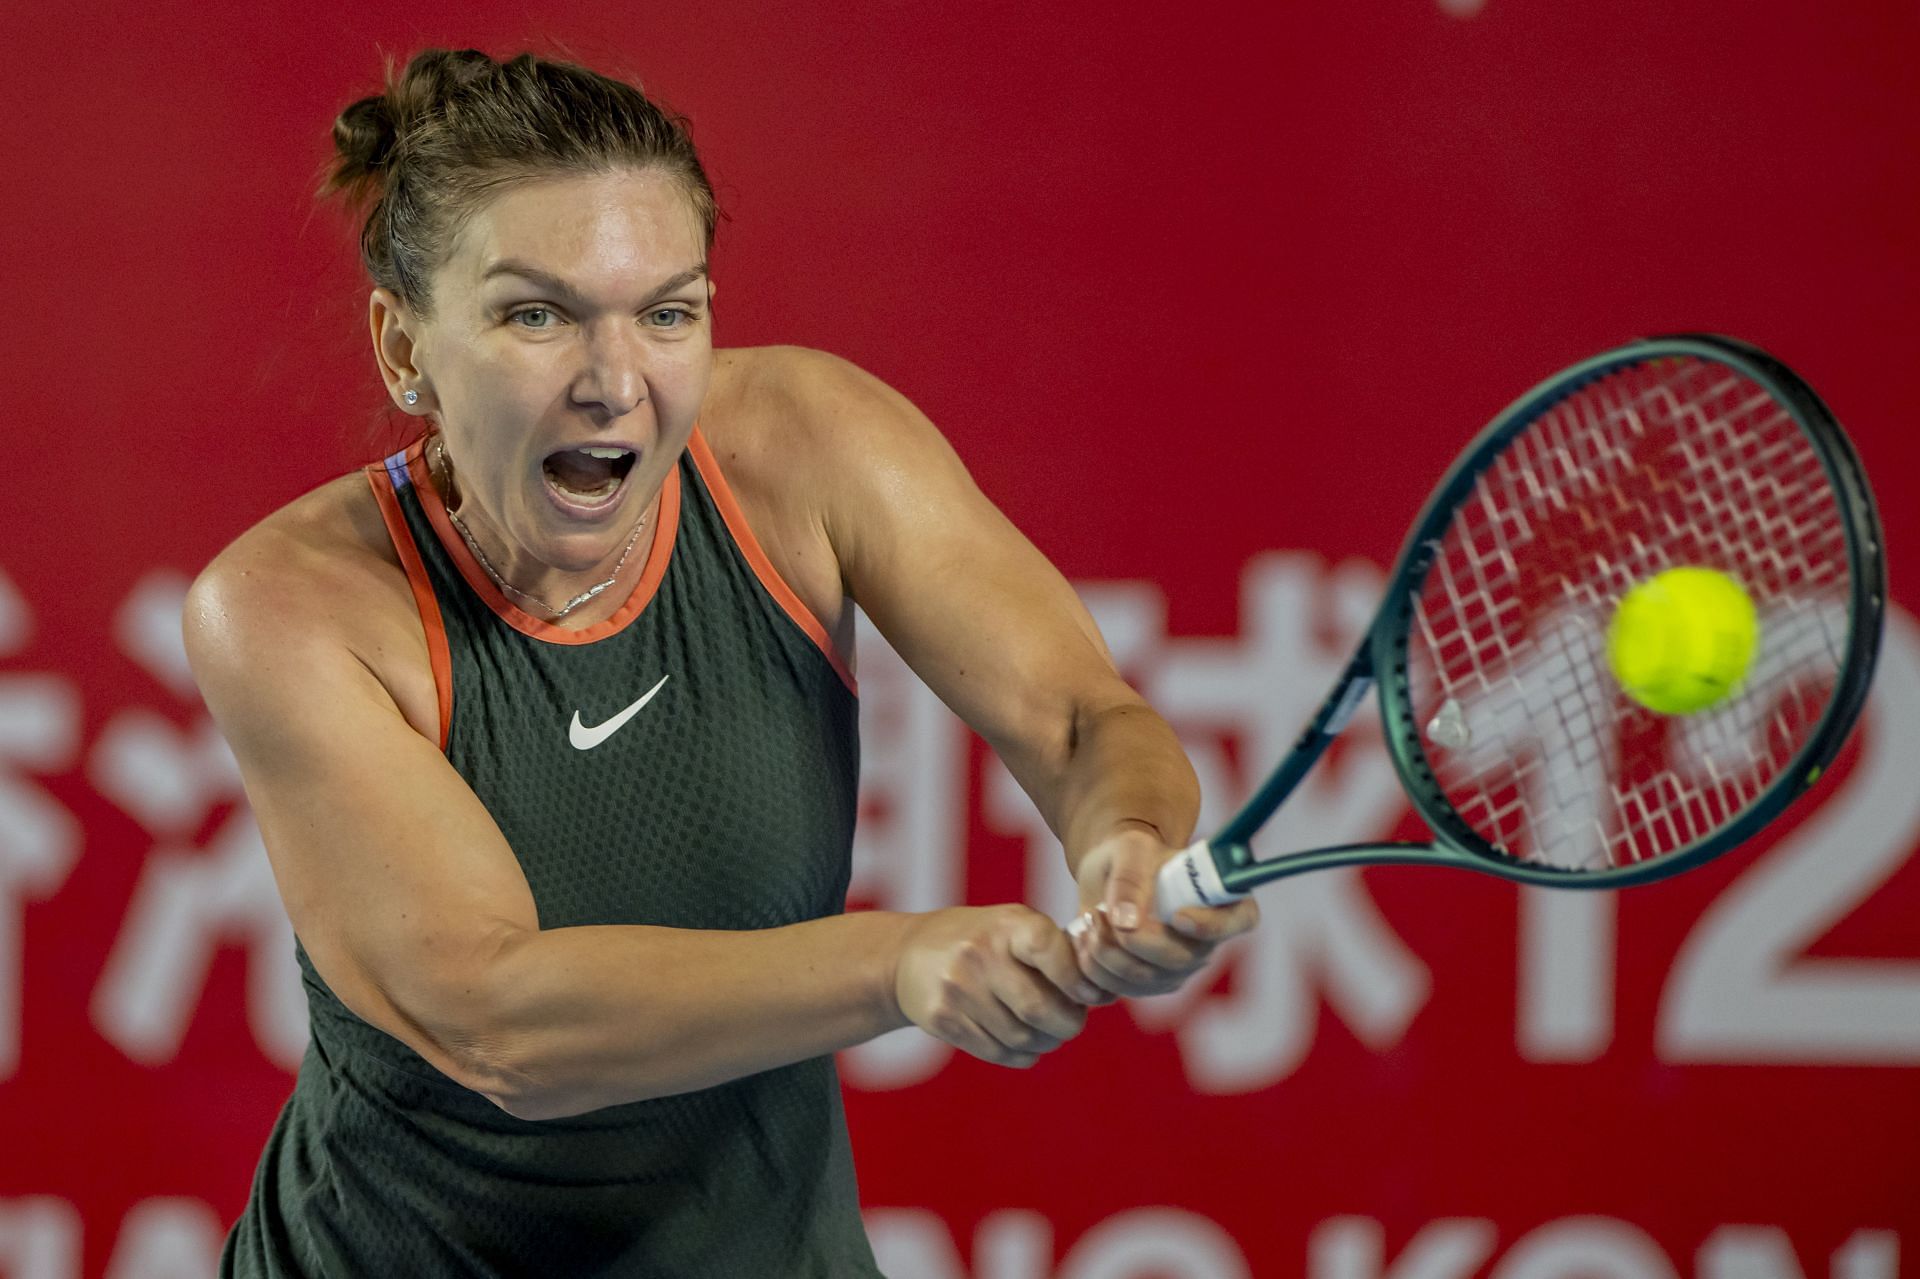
508 306 557 330
646 307 693 329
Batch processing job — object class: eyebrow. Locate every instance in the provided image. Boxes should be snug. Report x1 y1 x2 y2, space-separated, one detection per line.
480 260 709 307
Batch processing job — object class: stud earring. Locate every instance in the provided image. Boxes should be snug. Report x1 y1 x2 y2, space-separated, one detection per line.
404 389 420 406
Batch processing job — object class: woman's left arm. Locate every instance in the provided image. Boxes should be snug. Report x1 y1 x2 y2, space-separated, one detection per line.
785 347 1259 996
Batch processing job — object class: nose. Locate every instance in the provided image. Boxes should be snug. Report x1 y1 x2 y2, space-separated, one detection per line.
572 319 650 417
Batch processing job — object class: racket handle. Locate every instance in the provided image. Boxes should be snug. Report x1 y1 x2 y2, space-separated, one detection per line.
1154 839 1247 921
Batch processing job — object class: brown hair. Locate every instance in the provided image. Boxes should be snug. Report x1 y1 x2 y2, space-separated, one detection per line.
318 46 720 324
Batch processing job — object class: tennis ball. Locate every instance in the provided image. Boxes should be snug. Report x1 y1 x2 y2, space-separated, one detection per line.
1605 567 1760 715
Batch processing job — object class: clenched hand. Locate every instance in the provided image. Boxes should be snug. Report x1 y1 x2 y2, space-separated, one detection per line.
894 905 1109 1068
1072 824 1261 997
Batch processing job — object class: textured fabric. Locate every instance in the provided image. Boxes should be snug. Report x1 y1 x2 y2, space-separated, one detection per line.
221 434 878 1277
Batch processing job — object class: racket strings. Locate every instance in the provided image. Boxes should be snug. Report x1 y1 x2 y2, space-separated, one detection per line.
1408 357 1852 871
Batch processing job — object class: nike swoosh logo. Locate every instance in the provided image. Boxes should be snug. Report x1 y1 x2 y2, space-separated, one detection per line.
568 675 671 750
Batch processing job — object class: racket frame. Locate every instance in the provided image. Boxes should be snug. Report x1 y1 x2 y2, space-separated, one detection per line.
1193 334 1886 904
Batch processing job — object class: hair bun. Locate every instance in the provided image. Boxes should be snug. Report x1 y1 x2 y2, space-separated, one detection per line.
333 94 400 178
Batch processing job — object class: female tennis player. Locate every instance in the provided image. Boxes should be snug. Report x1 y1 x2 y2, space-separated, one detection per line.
186 47 1259 1276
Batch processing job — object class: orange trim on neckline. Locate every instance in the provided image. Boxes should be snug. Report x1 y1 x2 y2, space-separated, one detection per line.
364 461 454 752
405 435 682 646
687 425 857 696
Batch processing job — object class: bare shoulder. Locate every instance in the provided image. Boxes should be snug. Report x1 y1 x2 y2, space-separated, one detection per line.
706 346 1137 805
698 345 949 670
701 345 875 493
704 343 967 561
184 470 439 745
710 344 925 444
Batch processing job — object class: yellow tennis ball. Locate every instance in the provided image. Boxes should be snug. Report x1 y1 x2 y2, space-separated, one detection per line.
1606 567 1760 715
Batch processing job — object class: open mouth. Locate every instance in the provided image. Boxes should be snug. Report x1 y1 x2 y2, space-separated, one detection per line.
542 445 638 507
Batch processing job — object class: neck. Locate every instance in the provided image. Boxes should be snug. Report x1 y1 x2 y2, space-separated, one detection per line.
429 433 653 623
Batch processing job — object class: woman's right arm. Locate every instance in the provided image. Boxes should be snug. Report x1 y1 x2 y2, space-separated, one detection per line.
184 525 1098 1122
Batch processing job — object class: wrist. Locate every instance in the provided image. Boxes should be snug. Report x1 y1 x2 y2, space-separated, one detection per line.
868 910 919 1034
1067 817 1177 881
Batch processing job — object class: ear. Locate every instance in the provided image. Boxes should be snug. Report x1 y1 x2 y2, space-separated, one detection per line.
706 279 718 304
369 287 427 408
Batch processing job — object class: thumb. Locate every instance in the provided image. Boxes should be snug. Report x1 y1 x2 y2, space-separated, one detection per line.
1101 855 1155 933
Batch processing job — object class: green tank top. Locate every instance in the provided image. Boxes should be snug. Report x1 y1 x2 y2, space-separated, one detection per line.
220 428 881 1277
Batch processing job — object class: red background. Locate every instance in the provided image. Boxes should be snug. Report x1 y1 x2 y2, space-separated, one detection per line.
3 2 1916 1275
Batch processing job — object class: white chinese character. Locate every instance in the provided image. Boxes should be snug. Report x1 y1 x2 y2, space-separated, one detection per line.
86 572 306 1071
0 568 83 1083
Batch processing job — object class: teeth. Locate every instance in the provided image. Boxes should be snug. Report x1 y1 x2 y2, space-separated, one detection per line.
579 446 631 460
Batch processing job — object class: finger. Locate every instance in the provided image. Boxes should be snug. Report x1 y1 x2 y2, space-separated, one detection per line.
931 1006 1040 1069
1071 919 1128 995
991 981 1085 1048
993 952 1092 1041
1076 944 1129 997
1080 940 1183 998
1097 901 1210 971
1075 912 1163 994
1066 912 1123 990
1067 937 1124 1003
1010 917 1106 1007
1099 851 1157 935
1169 897 1262 944
1090 907 1211 993
967 987 1066 1057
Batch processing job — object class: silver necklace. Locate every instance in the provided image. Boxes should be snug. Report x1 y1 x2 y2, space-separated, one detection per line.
432 434 649 620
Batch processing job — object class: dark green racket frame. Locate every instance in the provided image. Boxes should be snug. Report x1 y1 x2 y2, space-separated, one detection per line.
1209 334 1886 893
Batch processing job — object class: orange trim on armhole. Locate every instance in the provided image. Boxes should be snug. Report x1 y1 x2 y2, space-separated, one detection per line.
364 462 455 752
687 426 858 696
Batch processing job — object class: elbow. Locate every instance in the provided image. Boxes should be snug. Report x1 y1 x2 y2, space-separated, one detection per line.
468 1054 605 1123
391 1006 550 1117
441 925 710 1121
465 1036 679 1125
411 927 560 1119
463 1025 582 1122
442 927 607 1122
478 1084 564 1123
486 1089 594 1123
461 1041 556 1121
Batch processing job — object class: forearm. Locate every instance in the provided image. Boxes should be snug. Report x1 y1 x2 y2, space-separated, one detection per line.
1054 700 1202 878
473 909 917 1120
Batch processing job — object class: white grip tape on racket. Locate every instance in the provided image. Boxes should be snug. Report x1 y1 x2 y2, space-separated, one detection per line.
1154 839 1246 919
1065 839 1246 938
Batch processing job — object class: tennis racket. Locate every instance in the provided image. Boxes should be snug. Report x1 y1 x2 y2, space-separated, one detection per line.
1126 333 1886 924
